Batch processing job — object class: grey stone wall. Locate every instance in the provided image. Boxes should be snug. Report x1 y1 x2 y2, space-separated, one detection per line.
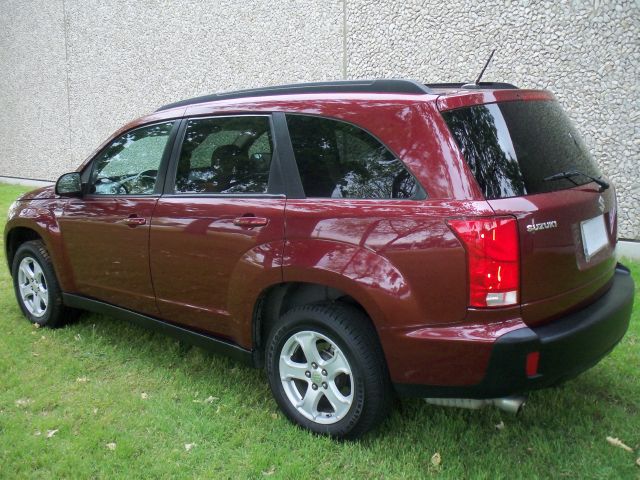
347 0 639 239
0 0 638 239
0 0 343 179
0 1 70 181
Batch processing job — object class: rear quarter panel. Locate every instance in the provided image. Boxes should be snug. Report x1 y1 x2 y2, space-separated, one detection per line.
283 198 497 384
283 199 495 328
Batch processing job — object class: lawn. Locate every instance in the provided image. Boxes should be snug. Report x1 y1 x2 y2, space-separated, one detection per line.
0 183 638 479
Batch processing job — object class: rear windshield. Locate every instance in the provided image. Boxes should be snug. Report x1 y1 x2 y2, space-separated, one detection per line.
442 100 601 199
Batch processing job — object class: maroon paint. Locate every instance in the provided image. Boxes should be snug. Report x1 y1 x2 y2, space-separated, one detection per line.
488 184 618 326
148 196 286 345
58 196 161 316
6 192 75 292
3 87 623 388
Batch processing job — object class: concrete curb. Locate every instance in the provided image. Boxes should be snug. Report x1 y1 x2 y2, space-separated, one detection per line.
0 176 53 188
618 240 640 261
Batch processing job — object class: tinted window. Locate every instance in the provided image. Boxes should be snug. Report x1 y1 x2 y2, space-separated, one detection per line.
90 122 173 195
286 115 420 199
175 116 273 194
442 100 601 199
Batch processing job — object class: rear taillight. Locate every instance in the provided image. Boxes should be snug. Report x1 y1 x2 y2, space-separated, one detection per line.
448 216 520 308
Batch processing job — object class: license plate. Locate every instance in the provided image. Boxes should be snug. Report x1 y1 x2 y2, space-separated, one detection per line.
580 215 608 260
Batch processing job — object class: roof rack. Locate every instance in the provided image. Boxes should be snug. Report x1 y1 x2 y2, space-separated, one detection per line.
156 79 431 111
156 79 520 111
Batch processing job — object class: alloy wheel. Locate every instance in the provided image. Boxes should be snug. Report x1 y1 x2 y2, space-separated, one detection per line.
279 330 354 424
17 256 49 318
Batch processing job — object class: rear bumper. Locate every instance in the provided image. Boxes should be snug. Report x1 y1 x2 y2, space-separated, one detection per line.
395 264 635 398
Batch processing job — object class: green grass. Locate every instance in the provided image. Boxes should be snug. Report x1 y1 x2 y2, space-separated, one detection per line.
0 183 638 479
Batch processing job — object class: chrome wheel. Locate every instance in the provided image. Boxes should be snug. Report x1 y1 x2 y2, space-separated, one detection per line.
17 256 49 318
279 330 353 424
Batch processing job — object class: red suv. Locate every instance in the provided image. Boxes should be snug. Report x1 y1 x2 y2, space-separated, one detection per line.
6 80 635 438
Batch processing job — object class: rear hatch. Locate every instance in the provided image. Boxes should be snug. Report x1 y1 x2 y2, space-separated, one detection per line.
441 95 618 326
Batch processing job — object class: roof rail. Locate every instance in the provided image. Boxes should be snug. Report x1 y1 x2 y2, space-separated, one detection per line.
426 82 519 90
156 79 431 111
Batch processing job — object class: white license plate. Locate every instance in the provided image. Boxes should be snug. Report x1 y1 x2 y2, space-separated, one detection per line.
580 214 608 260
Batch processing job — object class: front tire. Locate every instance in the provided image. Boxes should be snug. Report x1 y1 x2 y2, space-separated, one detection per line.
265 303 392 439
12 240 75 328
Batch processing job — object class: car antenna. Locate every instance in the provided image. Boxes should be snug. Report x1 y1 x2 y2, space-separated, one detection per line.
462 49 496 89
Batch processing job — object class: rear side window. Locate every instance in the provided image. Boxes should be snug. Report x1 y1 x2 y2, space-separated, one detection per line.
442 100 601 199
175 116 273 194
285 115 420 199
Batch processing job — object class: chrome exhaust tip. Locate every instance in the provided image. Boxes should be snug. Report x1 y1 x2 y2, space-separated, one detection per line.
491 396 526 415
424 395 527 414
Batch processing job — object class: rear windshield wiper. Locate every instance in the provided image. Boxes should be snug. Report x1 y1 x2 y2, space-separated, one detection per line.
543 170 609 192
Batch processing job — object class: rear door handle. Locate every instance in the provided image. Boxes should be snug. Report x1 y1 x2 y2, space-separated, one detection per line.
233 216 268 228
122 216 147 227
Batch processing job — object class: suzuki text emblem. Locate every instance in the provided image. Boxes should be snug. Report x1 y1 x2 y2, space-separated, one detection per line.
526 219 558 233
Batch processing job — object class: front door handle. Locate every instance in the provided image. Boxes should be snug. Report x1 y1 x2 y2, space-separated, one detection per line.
233 216 268 228
122 216 146 227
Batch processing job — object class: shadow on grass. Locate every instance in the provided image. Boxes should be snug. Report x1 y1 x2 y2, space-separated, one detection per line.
53 305 637 444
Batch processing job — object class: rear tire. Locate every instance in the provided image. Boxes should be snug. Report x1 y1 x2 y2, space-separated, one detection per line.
265 302 392 439
12 240 77 328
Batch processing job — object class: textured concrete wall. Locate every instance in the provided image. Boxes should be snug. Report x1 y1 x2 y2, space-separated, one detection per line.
0 0 343 177
63 0 343 170
346 0 639 240
0 0 638 239
0 0 71 180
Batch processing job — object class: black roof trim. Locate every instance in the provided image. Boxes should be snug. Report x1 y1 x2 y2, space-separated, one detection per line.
426 82 519 90
156 79 432 112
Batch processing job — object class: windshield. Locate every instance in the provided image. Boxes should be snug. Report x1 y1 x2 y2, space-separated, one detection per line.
442 100 601 199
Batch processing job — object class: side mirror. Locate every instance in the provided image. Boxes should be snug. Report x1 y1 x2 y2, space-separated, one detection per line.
55 172 82 197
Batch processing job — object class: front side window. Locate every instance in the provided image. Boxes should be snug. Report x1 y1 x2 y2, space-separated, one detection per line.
175 116 273 194
90 122 174 195
285 114 420 199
